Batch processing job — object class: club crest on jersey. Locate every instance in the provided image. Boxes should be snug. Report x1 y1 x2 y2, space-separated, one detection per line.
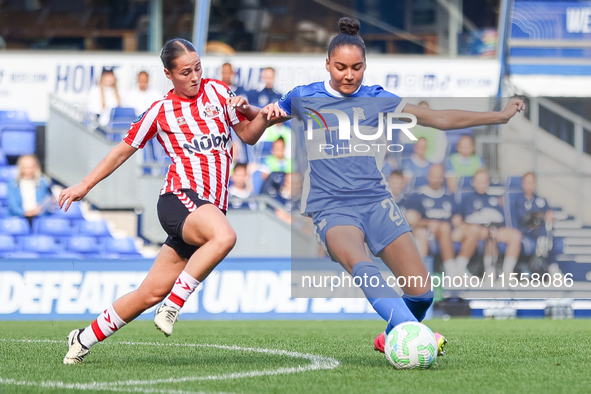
203 103 221 118
176 116 187 126
183 134 231 154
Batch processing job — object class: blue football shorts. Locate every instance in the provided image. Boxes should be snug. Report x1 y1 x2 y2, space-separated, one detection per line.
312 197 412 260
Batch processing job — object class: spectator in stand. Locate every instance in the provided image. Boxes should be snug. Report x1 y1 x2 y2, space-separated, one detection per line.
274 172 301 225
7 154 55 225
259 137 292 179
459 168 522 277
387 170 427 256
87 68 121 127
445 135 485 193
123 71 163 116
220 62 248 99
401 137 431 187
227 163 256 210
250 67 282 107
514 172 557 273
413 164 480 276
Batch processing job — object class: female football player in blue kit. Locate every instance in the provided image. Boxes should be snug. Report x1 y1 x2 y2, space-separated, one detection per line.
245 17 525 355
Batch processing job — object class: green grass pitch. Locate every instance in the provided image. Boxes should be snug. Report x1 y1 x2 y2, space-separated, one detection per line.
1 319 590 393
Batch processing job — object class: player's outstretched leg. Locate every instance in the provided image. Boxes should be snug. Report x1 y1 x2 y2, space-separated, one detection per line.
63 246 187 364
154 204 236 337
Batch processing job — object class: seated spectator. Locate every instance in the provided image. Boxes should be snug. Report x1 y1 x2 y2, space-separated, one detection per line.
413 164 480 277
249 67 282 107
274 172 301 225
388 170 427 256
7 154 55 225
87 68 121 127
445 135 485 193
459 168 522 277
259 137 292 178
220 62 248 98
514 172 556 273
401 137 431 186
228 163 256 210
123 71 162 116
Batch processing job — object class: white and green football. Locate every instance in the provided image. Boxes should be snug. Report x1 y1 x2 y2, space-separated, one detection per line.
384 321 438 369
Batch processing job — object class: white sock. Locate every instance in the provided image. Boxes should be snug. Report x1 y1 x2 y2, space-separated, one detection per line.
456 256 470 274
484 255 494 274
163 270 200 310
503 256 518 276
443 259 456 277
79 305 127 349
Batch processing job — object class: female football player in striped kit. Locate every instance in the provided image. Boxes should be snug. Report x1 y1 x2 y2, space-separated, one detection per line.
268 17 525 356
59 38 285 364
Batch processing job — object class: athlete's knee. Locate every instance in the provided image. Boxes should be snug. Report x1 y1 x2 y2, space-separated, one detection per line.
212 227 237 254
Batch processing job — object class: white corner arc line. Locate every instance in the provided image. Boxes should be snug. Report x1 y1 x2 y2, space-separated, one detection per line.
0 339 340 394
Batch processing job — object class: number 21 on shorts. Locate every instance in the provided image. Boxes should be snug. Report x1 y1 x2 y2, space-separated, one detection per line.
381 198 406 226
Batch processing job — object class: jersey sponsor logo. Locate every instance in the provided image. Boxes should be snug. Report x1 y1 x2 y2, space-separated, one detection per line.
183 134 231 154
203 103 221 118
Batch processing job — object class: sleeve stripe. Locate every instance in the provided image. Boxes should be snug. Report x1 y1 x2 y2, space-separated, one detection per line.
128 101 164 148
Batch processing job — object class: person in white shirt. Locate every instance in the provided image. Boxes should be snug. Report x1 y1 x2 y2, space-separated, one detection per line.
123 71 163 117
87 68 121 127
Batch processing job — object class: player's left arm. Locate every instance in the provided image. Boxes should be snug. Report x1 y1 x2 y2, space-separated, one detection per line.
404 98 526 130
232 103 287 145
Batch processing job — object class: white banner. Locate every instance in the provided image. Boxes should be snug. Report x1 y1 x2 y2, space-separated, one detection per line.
0 52 500 123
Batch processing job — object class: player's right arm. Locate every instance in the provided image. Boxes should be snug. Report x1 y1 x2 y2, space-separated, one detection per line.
58 142 138 211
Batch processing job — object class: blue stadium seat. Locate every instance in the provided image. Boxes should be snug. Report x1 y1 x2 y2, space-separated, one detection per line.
104 237 141 256
0 125 37 156
0 181 8 205
0 217 30 236
251 170 264 195
1 251 39 259
108 107 136 131
0 110 31 125
49 201 84 221
504 176 523 192
21 235 61 255
0 148 7 166
0 166 17 182
66 236 103 255
0 234 17 253
76 220 111 237
33 217 73 237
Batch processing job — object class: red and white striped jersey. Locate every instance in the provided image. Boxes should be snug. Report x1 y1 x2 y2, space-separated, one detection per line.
124 79 246 210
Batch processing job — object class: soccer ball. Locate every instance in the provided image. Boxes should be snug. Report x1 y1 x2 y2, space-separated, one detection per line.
384 321 438 369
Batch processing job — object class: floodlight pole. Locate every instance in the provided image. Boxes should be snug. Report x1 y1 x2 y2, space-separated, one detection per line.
193 0 212 55
148 0 163 53
496 0 512 98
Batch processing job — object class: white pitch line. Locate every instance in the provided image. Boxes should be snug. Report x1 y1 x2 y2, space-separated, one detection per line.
0 339 340 393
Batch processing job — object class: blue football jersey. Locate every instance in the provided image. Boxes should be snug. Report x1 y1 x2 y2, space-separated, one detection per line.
278 81 407 214
514 193 548 236
460 192 505 225
415 186 458 222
